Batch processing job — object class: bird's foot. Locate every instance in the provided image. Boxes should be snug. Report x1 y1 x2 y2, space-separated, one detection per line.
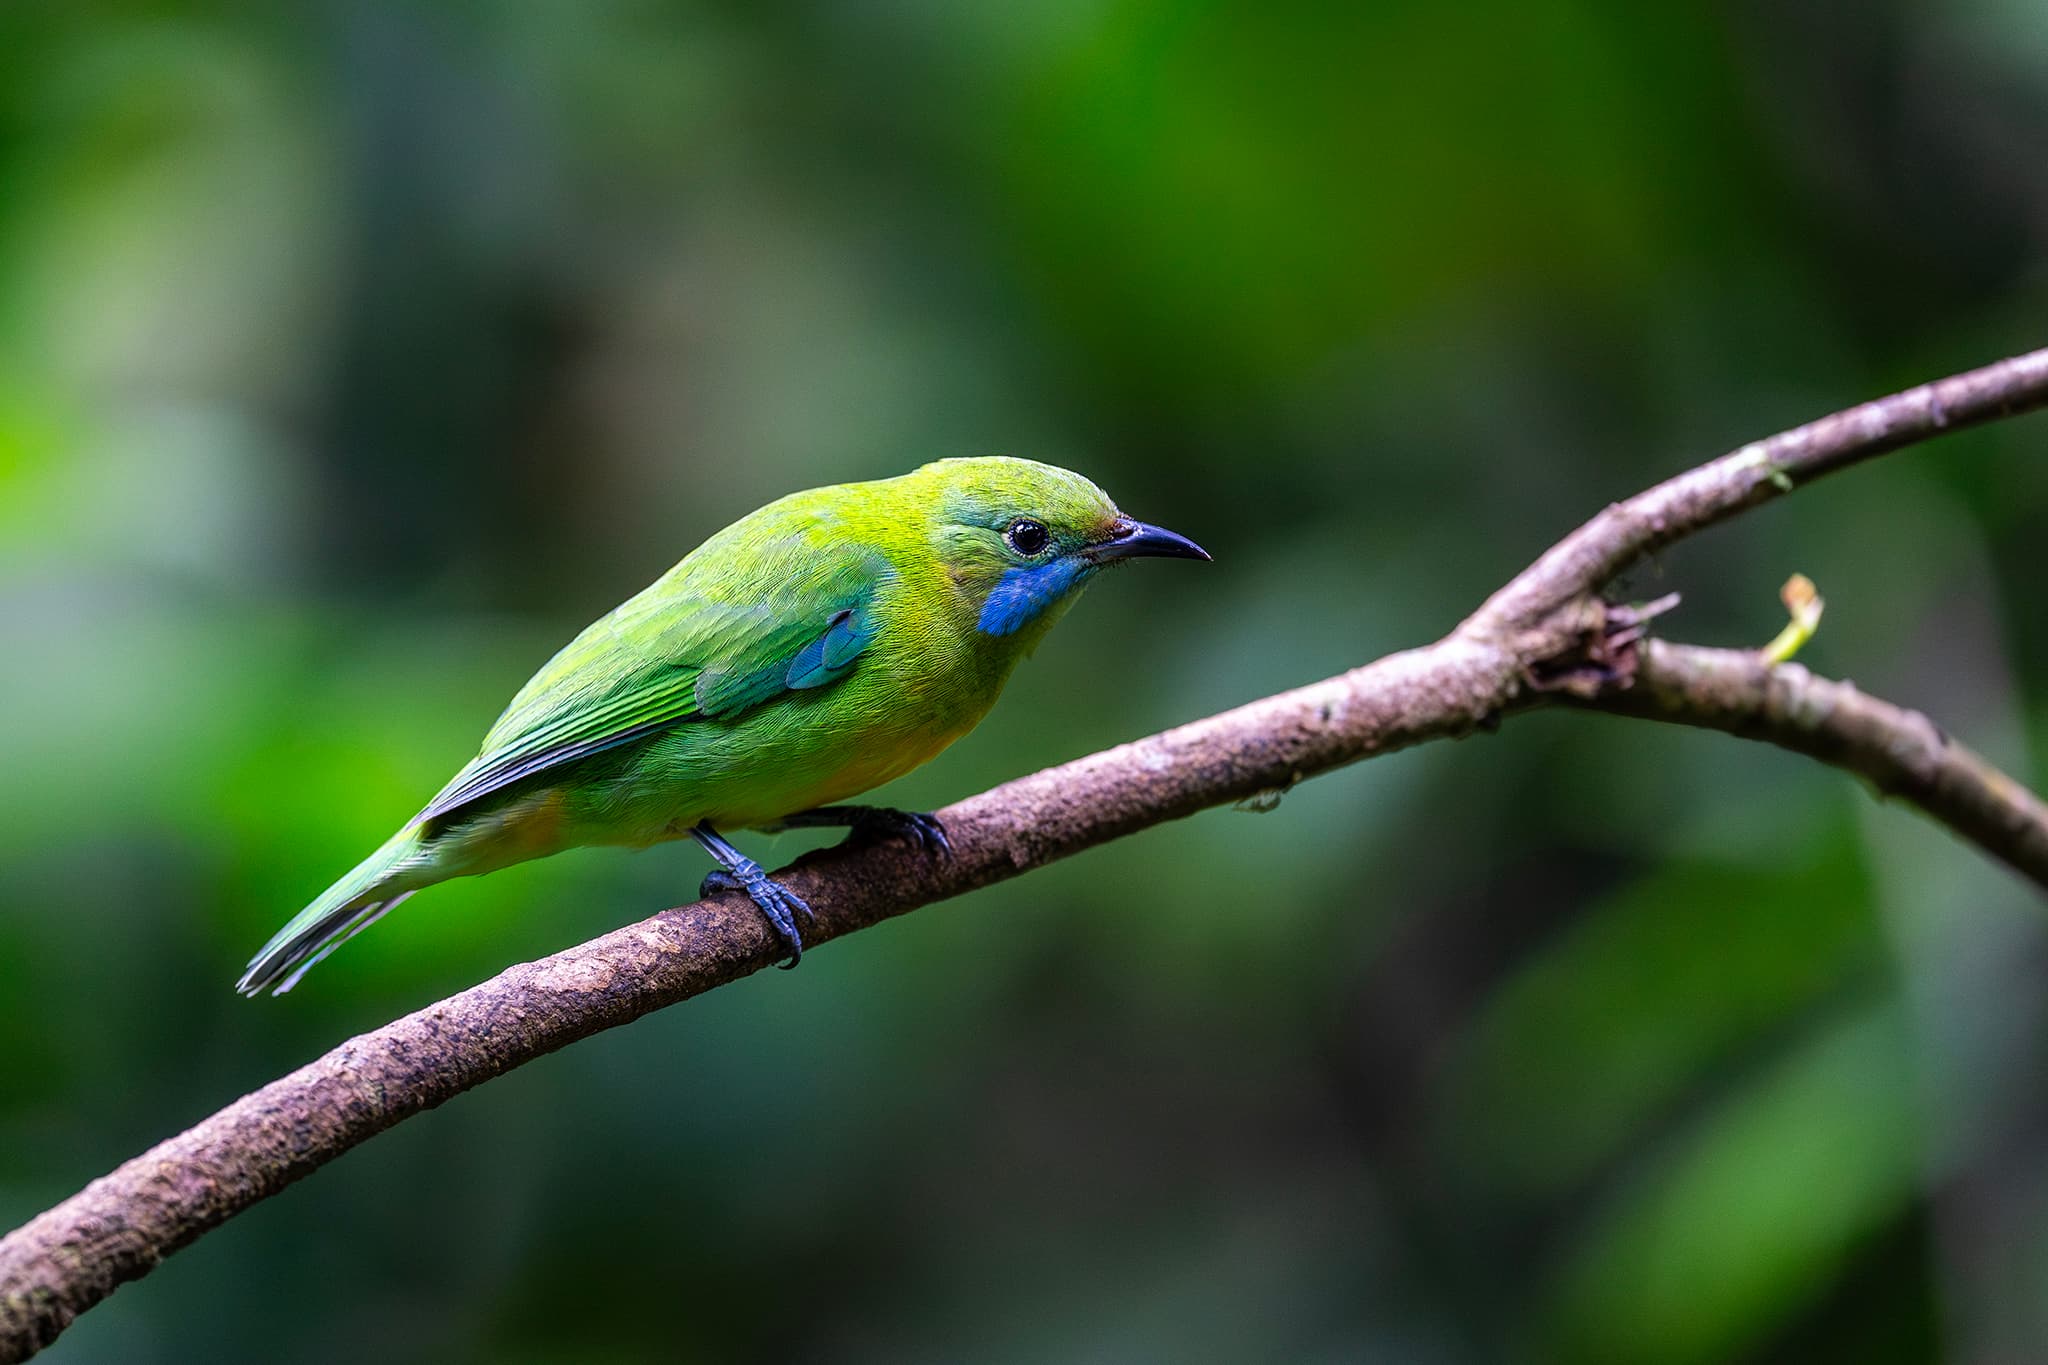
698 865 815 968
779 805 952 858
848 807 952 858
692 823 815 968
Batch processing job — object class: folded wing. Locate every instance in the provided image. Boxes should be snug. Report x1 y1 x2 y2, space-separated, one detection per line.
418 538 889 826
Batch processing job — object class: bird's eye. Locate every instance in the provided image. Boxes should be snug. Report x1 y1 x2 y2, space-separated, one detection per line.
1005 519 1050 556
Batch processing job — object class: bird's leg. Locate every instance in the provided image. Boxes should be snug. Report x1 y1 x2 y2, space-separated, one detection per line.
771 805 952 858
691 823 815 969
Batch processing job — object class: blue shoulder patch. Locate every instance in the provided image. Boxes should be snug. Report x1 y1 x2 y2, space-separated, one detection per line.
977 559 1087 637
786 607 877 689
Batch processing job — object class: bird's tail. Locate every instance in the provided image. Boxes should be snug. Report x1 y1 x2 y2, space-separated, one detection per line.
237 827 428 997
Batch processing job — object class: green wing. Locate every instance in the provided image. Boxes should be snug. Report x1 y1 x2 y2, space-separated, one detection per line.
418 539 888 825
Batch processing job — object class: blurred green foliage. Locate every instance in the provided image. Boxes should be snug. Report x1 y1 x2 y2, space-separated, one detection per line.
4 1 2048 1361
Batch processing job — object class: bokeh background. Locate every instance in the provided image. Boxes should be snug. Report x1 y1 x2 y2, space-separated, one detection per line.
4 2 2048 1361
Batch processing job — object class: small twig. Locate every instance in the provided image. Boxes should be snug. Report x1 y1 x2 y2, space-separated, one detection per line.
3 348 2047 1362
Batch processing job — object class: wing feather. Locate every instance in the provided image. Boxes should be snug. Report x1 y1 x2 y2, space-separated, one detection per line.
418 537 889 825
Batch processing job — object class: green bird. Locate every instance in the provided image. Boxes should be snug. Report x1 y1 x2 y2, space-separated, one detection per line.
237 457 1208 995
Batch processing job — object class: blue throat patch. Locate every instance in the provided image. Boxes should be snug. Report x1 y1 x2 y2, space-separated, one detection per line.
977 558 1088 637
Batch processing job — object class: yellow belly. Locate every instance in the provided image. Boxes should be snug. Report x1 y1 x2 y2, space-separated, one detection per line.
700 712 974 830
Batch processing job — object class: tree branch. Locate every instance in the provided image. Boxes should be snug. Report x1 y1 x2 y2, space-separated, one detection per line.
1584 639 2048 886
4 348 2047 1362
1472 348 2048 632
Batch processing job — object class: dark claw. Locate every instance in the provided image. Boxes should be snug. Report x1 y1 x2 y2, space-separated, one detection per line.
910 811 952 858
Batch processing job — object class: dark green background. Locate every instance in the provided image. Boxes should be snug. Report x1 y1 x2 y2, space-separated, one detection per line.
4 2 2047 1361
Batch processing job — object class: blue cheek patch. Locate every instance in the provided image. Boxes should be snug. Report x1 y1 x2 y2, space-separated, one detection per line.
977 558 1088 637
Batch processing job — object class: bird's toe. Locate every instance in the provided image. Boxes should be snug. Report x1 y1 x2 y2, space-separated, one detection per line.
699 865 811 966
750 884 805 967
776 880 817 926
748 874 813 967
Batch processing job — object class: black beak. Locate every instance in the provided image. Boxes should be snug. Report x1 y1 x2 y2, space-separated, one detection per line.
1084 517 1212 565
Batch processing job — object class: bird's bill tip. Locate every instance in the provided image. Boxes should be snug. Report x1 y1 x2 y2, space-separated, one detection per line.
1090 517 1211 564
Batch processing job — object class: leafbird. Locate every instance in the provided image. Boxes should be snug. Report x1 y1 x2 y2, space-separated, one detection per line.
237 457 1209 995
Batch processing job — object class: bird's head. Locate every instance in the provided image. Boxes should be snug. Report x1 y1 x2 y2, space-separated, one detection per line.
908 456 1210 641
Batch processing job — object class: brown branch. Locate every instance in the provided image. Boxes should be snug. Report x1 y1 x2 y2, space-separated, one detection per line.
3 348 2048 1362
1585 639 2048 886
0 637 1530 1362
1472 348 2048 632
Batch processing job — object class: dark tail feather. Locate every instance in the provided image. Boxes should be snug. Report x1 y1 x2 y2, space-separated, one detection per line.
235 892 416 997
237 829 424 997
